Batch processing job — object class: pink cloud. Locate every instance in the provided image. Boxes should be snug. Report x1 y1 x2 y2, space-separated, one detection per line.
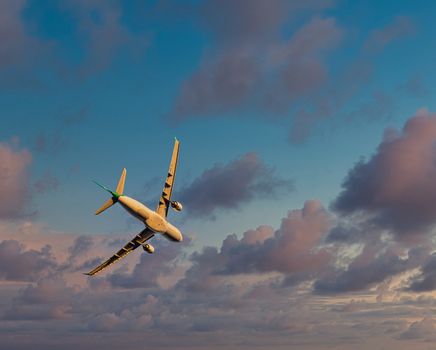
0 141 32 219
334 108 436 238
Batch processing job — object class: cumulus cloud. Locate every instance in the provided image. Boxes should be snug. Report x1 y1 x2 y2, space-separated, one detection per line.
1 200 436 348
106 238 189 289
0 240 56 281
178 200 331 295
333 109 436 239
0 141 32 219
406 253 436 292
5 276 75 320
179 153 293 218
169 0 340 121
314 240 428 294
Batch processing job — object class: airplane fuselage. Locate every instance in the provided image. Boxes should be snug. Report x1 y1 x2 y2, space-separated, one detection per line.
118 196 183 242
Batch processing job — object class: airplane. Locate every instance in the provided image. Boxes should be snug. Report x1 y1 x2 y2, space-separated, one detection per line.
85 138 183 276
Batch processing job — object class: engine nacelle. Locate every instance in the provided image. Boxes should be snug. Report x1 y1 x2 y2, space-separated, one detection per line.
170 201 183 212
142 243 154 254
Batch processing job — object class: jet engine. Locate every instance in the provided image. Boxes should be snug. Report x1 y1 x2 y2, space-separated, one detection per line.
170 201 183 212
142 243 155 254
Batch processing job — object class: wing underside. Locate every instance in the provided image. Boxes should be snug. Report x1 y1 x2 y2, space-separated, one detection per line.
85 228 154 276
156 139 180 218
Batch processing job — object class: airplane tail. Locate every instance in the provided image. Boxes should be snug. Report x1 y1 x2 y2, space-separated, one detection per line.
94 168 126 215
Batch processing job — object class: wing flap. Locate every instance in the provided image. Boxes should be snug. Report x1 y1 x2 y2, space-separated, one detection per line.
85 228 154 276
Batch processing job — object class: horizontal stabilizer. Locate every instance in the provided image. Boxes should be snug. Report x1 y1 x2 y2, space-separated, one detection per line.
95 197 116 215
93 168 126 215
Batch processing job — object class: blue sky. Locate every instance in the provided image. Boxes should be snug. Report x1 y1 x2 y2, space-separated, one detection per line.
3 1 436 349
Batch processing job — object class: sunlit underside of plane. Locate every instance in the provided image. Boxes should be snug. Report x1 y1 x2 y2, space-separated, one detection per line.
85 139 183 276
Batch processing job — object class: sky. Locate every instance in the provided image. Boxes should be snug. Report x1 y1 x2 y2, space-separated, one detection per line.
3 0 436 349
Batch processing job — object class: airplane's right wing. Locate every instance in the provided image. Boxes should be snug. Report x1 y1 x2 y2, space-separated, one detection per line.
156 138 180 218
85 228 154 276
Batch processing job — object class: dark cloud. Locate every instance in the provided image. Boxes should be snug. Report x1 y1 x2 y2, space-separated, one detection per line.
0 240 56 281
333 109 436 239
314 240 428 294
406 253 436 292
179 153 293 218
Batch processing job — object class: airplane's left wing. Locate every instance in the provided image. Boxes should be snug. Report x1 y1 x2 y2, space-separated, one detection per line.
156 138 180 218
85 228 154 276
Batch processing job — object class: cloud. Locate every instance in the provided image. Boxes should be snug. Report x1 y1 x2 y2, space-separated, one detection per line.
5 276 75 320
333 109 436 239
364 16 415 53
0 240 56 281
179 153 293 218
199 0 333 45
314 239 428 294
62 0 149 78
398 317 436 340
171 49 262 118
0 0 46 69
0 141 32 219
178 200 331 296
169 0 341 121
1 202 436 348
106 238 189 289
406 253 436 292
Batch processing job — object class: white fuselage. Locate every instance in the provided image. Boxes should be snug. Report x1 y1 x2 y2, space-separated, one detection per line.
118 196 183 242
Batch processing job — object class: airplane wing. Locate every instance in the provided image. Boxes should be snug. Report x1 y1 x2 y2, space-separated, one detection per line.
85 228 154 276
156 138 180 218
